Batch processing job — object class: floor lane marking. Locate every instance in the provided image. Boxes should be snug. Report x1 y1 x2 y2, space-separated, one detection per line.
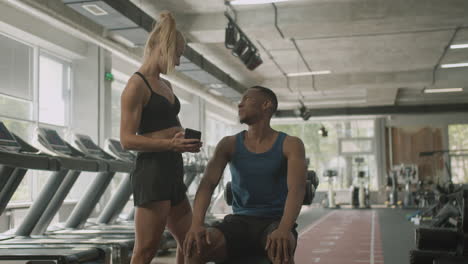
298 210 338 238
370 210 376 264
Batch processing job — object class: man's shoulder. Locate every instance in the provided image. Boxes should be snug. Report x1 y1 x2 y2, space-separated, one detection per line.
283 134 303 145
282 135 305 155
219 134 238 147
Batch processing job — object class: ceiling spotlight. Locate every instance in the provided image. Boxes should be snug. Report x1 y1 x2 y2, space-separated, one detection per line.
232 37 248 57
299 105 311 121
224 12 263 71
318 126 328 137
225 22 237 49
240 47 255 64
246 53 263 70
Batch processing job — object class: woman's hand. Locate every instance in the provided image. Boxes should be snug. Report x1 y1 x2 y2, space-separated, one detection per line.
170 132 202 153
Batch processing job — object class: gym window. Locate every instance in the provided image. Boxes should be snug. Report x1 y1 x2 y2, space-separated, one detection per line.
0 32 72 205
448 124 468 184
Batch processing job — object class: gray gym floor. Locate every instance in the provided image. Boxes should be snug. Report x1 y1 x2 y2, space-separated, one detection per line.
295 207 417 264
377 208 417 264
151 207 418 264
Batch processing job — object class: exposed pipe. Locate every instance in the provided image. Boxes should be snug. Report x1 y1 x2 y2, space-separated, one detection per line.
256 40 294 92
291 38 316 91
272 3 285 39
295 27 468 41
5 0 238 115
432 27 461 85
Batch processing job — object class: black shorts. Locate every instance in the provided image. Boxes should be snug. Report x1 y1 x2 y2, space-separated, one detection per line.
131 151 186 207
211 214 298 260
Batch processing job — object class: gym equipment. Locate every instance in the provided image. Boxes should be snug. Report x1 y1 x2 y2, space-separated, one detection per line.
386 169 399 207
409 188 468 264
0 122 115 264
323 169 339 208
400 164 418 208
351 158 370 209
221 171 318 264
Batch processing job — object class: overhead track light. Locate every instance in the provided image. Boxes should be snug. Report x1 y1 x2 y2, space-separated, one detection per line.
299 103 311 121
224 12 263 71
318 126 328 137
246 53 263 70
232 37 249 57
225 22 237 49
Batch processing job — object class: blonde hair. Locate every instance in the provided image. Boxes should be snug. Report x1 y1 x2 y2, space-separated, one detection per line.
144 11 182 74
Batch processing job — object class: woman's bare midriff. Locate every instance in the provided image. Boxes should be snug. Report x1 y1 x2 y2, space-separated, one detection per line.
140 126 184 140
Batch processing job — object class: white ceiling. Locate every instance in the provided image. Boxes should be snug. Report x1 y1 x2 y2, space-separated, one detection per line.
134 0 468 110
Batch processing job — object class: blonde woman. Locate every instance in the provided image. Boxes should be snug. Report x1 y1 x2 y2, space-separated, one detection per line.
120 11 202 264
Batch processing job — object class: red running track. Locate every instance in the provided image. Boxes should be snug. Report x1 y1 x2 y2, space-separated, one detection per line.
295 210 384 264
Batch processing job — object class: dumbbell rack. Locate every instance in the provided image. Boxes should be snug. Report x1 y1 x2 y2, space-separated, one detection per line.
409 189 468 264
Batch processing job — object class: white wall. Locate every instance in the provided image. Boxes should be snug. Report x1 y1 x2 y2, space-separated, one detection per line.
71 44 100 140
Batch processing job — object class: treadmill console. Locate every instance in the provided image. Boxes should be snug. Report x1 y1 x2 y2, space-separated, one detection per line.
0 122 21 152
74 134 106 159
107 138 134 161
37 127 72 155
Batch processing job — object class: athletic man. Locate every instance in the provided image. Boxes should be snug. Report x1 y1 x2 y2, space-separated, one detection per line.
183 86 307 264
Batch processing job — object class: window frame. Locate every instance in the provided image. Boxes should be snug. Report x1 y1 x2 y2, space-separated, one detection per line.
0 32 74 205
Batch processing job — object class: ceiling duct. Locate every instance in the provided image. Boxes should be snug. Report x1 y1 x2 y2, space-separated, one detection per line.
275 103 468 118
61 0 246 102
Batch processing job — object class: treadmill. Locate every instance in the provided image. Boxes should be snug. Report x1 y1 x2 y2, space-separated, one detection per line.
46 134 135 235
104 138 135 223
0 125 134 264
0 122 109 264
54 135 176 252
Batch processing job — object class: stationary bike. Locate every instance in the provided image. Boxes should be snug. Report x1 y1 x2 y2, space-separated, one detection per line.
323 169 339 209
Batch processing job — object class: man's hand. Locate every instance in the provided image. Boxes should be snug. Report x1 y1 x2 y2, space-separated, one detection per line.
183 225 212 257
266 228 293 263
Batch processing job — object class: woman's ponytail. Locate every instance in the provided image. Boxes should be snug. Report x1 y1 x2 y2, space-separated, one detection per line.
144 11 178 73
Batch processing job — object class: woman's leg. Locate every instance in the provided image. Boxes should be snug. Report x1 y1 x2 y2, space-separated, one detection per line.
166 196 193 264
131 200 171 264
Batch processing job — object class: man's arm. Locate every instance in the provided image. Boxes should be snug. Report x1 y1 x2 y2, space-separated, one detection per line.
266 136 306 262
278 136 307 231
191 136 233 226
183 136 234 256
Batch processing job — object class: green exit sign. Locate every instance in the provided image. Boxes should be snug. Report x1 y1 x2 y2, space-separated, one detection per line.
105 72 114 81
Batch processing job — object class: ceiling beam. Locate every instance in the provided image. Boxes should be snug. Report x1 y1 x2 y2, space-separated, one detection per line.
275 103 468 118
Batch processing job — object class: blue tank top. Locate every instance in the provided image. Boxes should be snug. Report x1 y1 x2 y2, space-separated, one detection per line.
230 131 288 217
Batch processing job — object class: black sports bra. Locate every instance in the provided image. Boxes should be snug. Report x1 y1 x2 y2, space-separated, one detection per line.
134 72 181 134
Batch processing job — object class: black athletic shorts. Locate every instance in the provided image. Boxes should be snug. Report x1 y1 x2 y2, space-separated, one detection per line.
131 151 186 207
211 214 298 260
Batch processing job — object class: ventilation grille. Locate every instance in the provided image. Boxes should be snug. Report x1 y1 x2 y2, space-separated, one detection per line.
82 4 108 16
